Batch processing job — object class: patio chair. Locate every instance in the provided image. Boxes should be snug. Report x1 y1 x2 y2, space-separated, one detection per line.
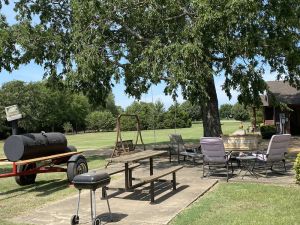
252 134 291 176
168 134 201 163
200 137 233 182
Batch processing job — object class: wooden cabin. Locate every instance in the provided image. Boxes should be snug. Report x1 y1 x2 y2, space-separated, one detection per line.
261 81 300 135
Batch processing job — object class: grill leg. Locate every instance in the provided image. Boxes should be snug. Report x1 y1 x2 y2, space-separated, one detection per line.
76 190 81 217
90 190 97 221
93 190 97 221
102 187 113 221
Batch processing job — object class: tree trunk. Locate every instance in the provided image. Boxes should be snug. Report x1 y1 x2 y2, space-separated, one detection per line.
252 107 257 132
201 76 222 137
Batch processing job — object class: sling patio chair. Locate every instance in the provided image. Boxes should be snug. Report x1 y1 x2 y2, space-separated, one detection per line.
200 137 233 182
168 134 202 163
252 134 291 176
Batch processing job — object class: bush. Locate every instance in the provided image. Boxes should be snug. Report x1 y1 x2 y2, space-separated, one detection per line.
294 153 300 184
260 125 276 139
63 122 73 133
86 111 116 131
231 103 250 121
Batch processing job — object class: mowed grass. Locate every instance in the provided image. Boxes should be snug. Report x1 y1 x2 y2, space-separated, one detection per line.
170 183 300 225
0 120 245 157
66 120 247 151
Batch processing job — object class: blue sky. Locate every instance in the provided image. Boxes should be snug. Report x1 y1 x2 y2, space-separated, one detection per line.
0 3 275 109
1 65 238 109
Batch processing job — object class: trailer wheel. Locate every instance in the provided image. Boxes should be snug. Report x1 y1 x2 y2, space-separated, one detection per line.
67 156 88 182
70 215 79 225
15 163 37 186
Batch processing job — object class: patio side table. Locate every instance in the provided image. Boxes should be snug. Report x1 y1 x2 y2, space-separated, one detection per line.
236 155 258 179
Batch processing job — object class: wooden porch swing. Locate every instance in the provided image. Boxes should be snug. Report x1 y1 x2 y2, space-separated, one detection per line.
106 114 145 166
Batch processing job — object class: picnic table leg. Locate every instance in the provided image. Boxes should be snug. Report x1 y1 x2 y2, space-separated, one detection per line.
172 172 176 190
128 168 132 187
125 162 129 190
150 157 153 175
150 181 155 203
177 146 180 163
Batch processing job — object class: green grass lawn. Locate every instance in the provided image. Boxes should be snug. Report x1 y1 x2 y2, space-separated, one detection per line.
66 120 247 151
0 120 246 157
170 182 300 225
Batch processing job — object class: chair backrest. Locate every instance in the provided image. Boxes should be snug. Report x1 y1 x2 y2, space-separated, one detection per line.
200 137 226 163
169 134 185 153
266 134 291 161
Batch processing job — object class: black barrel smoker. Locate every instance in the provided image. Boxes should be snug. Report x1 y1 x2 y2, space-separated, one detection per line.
0 132 88 186
4 132 70 162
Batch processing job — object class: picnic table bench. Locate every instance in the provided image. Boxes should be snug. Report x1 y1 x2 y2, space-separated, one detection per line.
139 165 183 203
106 150 184 203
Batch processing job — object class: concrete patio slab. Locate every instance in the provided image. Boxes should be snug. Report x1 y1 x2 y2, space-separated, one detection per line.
11 159 218 225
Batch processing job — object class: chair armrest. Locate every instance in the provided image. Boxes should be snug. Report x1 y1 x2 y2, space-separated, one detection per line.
225 151 232 159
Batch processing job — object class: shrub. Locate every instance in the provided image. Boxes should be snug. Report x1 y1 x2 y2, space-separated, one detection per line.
231 103 250 121
86 111 116 131
63 122 73 133
294 153 300 184
260 125 276 139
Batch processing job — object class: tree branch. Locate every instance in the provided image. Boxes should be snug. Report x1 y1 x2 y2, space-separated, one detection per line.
121 23 149 43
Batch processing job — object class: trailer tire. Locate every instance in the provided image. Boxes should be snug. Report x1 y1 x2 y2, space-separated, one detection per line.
67 156 88 182
15 163 37 186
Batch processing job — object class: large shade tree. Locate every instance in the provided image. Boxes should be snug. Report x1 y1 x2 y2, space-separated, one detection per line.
0 0 299 136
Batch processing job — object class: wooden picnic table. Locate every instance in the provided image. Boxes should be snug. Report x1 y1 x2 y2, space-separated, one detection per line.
107 150 167 190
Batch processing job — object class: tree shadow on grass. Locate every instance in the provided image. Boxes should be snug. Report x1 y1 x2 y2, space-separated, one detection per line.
0 155 106 197
0 179 70 200
35 179 71 196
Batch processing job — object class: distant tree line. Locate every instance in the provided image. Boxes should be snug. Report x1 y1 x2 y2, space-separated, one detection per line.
0 81 201 138
219 103 263 125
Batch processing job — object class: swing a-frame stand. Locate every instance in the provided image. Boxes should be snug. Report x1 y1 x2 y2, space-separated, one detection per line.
107 114 145 166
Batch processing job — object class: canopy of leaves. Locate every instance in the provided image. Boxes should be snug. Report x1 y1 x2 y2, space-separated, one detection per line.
119 101 192 131
0 0 299 136
0 81 119 135
1 0 298 105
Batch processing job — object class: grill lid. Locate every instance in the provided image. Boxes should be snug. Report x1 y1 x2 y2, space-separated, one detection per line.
73 172 110 190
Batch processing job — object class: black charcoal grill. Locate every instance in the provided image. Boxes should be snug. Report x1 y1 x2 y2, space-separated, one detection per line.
71 172 112 225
